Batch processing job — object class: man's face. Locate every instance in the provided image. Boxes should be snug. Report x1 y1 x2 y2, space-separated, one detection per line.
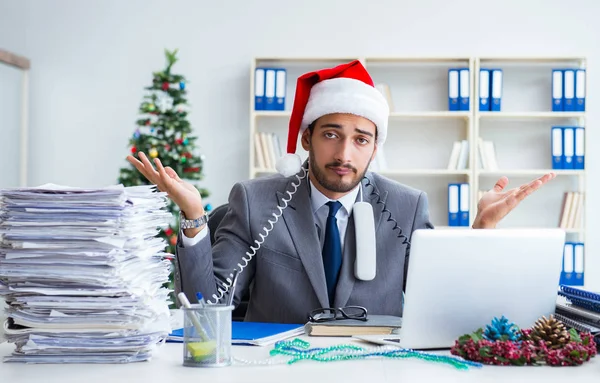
301 113 378 199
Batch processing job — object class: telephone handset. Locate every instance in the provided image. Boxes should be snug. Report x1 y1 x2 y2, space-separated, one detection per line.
206 167 410 304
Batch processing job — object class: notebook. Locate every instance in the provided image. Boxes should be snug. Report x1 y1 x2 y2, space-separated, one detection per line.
558 285 600 313
167 321 304 346
304 315 402 337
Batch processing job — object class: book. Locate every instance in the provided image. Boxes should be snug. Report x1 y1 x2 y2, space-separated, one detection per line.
304 315 402 337
167 321 304 346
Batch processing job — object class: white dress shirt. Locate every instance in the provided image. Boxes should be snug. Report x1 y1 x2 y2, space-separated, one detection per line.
309 180 360 253
181 180 361 251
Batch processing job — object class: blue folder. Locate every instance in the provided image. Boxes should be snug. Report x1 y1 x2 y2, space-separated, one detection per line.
168 321 304 346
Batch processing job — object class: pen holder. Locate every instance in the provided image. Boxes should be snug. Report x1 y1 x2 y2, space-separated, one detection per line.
182 304 234 367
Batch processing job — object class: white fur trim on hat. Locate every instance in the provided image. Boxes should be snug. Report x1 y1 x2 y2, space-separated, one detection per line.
301 77 389 145
275 153 302 177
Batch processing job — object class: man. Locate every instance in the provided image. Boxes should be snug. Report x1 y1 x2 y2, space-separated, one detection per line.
128 60 554 324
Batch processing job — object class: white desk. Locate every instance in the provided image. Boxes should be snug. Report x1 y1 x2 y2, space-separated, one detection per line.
0 337 598 383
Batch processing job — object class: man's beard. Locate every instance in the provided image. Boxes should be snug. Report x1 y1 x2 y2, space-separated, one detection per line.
308 149 370 193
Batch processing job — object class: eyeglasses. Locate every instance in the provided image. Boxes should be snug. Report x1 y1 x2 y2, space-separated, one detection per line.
307 305 368 323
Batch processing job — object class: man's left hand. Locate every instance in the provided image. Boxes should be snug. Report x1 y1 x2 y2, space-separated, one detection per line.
472 172 556 229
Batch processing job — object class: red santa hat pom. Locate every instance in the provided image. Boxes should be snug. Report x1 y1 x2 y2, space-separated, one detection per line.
275 60 389 176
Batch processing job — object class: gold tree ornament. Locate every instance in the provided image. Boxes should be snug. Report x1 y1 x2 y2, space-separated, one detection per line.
526 315 569 349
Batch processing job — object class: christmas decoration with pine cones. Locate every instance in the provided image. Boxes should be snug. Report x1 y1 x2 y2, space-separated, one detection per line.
451 315 597 366
523 315 569 349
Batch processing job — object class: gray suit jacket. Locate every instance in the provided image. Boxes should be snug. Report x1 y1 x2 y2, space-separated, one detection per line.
174 169 434 324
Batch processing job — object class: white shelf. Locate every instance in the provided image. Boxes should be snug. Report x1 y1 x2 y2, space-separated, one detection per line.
478 112 586 119
253 111 290 118
389 111 470 119
478 56 586 64
478 169 585 176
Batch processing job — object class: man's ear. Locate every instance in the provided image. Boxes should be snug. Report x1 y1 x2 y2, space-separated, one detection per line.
301 129 311 151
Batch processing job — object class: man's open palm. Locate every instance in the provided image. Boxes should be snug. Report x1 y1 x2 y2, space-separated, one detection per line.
127 152 203 217
474 172 556 228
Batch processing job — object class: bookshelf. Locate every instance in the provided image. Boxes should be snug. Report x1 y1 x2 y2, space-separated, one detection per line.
0 49 30 187
249 56 587 246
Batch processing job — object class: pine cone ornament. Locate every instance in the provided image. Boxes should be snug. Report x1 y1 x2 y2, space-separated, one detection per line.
526 315 569 349
483 316 521 342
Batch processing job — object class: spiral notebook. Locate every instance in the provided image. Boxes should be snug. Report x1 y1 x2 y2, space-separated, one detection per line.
558 285 600 313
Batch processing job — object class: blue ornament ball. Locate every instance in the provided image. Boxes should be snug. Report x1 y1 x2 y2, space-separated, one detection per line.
133 130 140 139
204 203 212 212
150 128 155 134
183 138 189 145
179 81 185 90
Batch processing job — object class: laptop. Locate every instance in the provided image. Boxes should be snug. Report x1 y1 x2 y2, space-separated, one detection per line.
357 228 565 350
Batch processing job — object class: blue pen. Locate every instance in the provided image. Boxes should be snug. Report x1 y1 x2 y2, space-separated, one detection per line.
195 292 206 306
195 292 215 337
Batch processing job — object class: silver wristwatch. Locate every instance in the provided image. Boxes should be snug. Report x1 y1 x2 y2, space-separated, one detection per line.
179 210 209 229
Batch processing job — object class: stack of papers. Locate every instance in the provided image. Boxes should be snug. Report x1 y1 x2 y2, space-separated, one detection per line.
0 184 174 363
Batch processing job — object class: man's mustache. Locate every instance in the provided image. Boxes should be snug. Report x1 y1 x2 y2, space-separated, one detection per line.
326 162 357 173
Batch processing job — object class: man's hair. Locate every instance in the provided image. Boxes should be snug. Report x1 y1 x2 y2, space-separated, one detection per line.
307 119 379 141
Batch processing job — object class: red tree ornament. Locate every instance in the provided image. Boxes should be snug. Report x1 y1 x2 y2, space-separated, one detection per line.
162 82 169 91
130 146 137 154
164 227 173 237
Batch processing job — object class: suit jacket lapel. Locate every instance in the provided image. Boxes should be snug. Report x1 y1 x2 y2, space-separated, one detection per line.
276 176 329 308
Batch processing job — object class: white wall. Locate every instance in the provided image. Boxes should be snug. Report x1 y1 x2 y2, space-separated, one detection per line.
1 0 598 288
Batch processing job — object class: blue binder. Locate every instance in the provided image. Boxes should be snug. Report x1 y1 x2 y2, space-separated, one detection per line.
448 69 459 111
562 126 575 169
254 68 266 111
275 68 287 111
448 183 460 226
551 69 563 112
573 242 585 286
490 69 503 111
574 127 585 169
563 69 575 112
575 69 586 112
559 242 575 286
264 68 276 111
551 126 563 169
459 183 470 226
479 69 491 111
458 68 470 111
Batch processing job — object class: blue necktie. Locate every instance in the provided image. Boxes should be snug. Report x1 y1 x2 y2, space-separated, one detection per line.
322 201 342 306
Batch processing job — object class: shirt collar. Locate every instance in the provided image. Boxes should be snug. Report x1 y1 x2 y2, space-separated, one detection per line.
309 178 361 216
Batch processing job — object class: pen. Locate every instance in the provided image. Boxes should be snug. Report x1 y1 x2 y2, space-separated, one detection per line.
195 292 206 306
177 292 210 342
227 270 240 306
195 292 215 337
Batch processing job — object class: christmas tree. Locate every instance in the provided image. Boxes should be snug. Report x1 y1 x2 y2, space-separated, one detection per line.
118 49 210 287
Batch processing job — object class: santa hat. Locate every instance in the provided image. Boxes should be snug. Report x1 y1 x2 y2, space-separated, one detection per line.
275 60 389 177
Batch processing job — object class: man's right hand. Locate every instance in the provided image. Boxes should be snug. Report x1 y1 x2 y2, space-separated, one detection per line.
127 152 206 237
